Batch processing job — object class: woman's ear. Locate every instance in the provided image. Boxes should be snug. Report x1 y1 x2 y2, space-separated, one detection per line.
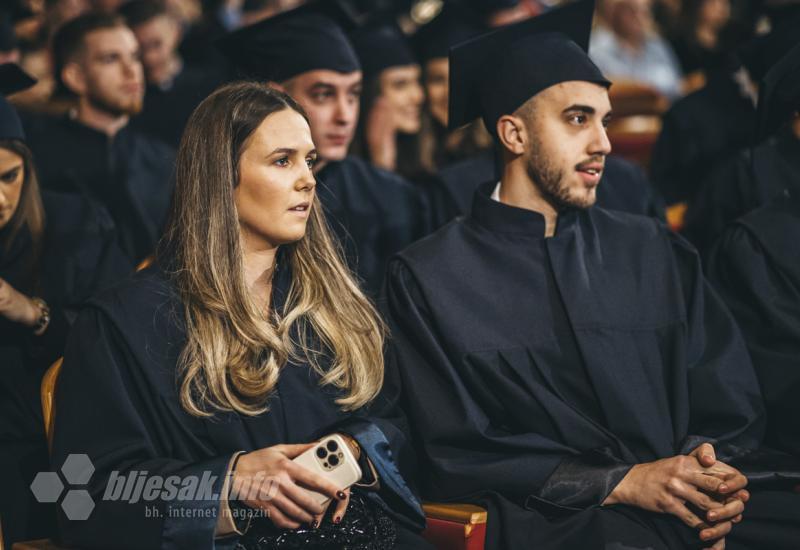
496 114 526 156
61 63 87 96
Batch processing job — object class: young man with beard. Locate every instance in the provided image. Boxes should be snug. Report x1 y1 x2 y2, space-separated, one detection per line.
23 13 175 263
217 2 430 298
378 2 800 549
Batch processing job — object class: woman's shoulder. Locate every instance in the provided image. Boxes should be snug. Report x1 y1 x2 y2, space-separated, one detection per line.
84 264 181 331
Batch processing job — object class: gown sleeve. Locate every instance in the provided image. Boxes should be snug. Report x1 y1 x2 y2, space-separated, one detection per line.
51 306 239 550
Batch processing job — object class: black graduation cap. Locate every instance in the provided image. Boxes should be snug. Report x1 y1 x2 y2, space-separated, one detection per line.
448 0 609 134
754 41 800 143
0 63 37 141
412 4 485 63
216 0 361 83
351 20 416 76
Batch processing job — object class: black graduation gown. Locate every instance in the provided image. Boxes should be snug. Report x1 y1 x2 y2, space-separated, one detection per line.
650 69 756 204
316 156 430 298
707 192 800 456
378 182 800 549
684 130 800 261
432 151 665 228
0 225 66 546
51 263 426 549
132 65 222 149
1 191 133 546
23 113 176 262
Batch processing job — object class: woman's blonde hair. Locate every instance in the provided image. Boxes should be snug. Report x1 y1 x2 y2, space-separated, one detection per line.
159 82 385 418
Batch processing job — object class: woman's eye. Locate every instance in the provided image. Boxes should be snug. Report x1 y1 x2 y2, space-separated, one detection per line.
306 157 316 168
275 157 290 167
0 168 20 183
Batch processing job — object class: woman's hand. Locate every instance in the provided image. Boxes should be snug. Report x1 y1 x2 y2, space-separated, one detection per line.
0 277 38 327
232 443 347 530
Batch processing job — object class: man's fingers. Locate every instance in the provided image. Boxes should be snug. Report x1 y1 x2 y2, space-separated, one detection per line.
693 443 717 467
704 537 726 550
706 497 744 523
673 483 722 512
700 519 733 542
691 472 728 494
667 501 709 530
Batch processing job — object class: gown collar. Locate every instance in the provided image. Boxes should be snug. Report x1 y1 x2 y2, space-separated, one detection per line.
470 180 580 238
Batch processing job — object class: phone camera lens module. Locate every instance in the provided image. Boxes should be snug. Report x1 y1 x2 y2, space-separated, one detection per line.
326 440 339 452
328 454 340 466
316 447 327 459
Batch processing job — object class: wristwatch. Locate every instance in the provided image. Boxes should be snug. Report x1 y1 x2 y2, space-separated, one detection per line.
30 297 50 336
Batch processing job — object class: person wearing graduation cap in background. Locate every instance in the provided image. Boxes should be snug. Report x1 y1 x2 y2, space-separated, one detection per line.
683 41 800 261
376 1 800 548
412 3 492 173
706 189 800 459
649 13 800 206
22 11 176 265
349 19 428 183
1 64 136 547
217 1 430 299
121 0 224 149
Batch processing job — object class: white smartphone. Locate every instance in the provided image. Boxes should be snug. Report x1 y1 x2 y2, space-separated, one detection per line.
292 434 362 507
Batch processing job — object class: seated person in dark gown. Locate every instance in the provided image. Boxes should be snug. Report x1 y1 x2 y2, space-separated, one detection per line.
51 83 431 550
1 62 132 547
707 191 800 457
377 3 800 549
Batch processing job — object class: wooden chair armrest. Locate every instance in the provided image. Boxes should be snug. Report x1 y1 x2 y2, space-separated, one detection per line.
423 502 487 525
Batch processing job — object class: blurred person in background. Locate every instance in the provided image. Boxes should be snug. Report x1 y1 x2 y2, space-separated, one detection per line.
590 0 683 99
121 0 222 147
668 0 733 76
1 62 134 547
349 20 427 181
23 13 176 264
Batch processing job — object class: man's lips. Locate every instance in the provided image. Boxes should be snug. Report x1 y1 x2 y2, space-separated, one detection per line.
576 162 604 185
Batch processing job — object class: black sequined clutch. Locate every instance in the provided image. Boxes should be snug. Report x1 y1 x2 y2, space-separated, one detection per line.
235 489 397 550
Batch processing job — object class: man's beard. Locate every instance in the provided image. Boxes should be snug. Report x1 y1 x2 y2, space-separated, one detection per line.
87 88 143 117
526 134 597 211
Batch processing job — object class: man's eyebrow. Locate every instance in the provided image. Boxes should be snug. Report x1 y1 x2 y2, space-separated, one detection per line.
562 104 597 115
307 82 336 92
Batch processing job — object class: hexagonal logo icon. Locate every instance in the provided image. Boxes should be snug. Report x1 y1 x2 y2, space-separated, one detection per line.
61 453 94 485
62 489 95 521
30 472 64 503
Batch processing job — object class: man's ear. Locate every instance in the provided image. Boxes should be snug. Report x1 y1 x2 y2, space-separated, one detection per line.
496 114 526 156
61 62 87 96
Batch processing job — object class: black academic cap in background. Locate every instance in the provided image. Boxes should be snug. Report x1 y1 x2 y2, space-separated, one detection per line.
0 63 37 141
351 20 416 76
216 0 361 83
448 0 608 133
755 41 800 143
412 4 484 63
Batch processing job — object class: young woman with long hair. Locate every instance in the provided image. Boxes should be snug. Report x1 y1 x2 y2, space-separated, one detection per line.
51 81 431 549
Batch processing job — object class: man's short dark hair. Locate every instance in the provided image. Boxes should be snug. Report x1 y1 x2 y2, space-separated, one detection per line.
119 0 170 28
52 12 127 97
